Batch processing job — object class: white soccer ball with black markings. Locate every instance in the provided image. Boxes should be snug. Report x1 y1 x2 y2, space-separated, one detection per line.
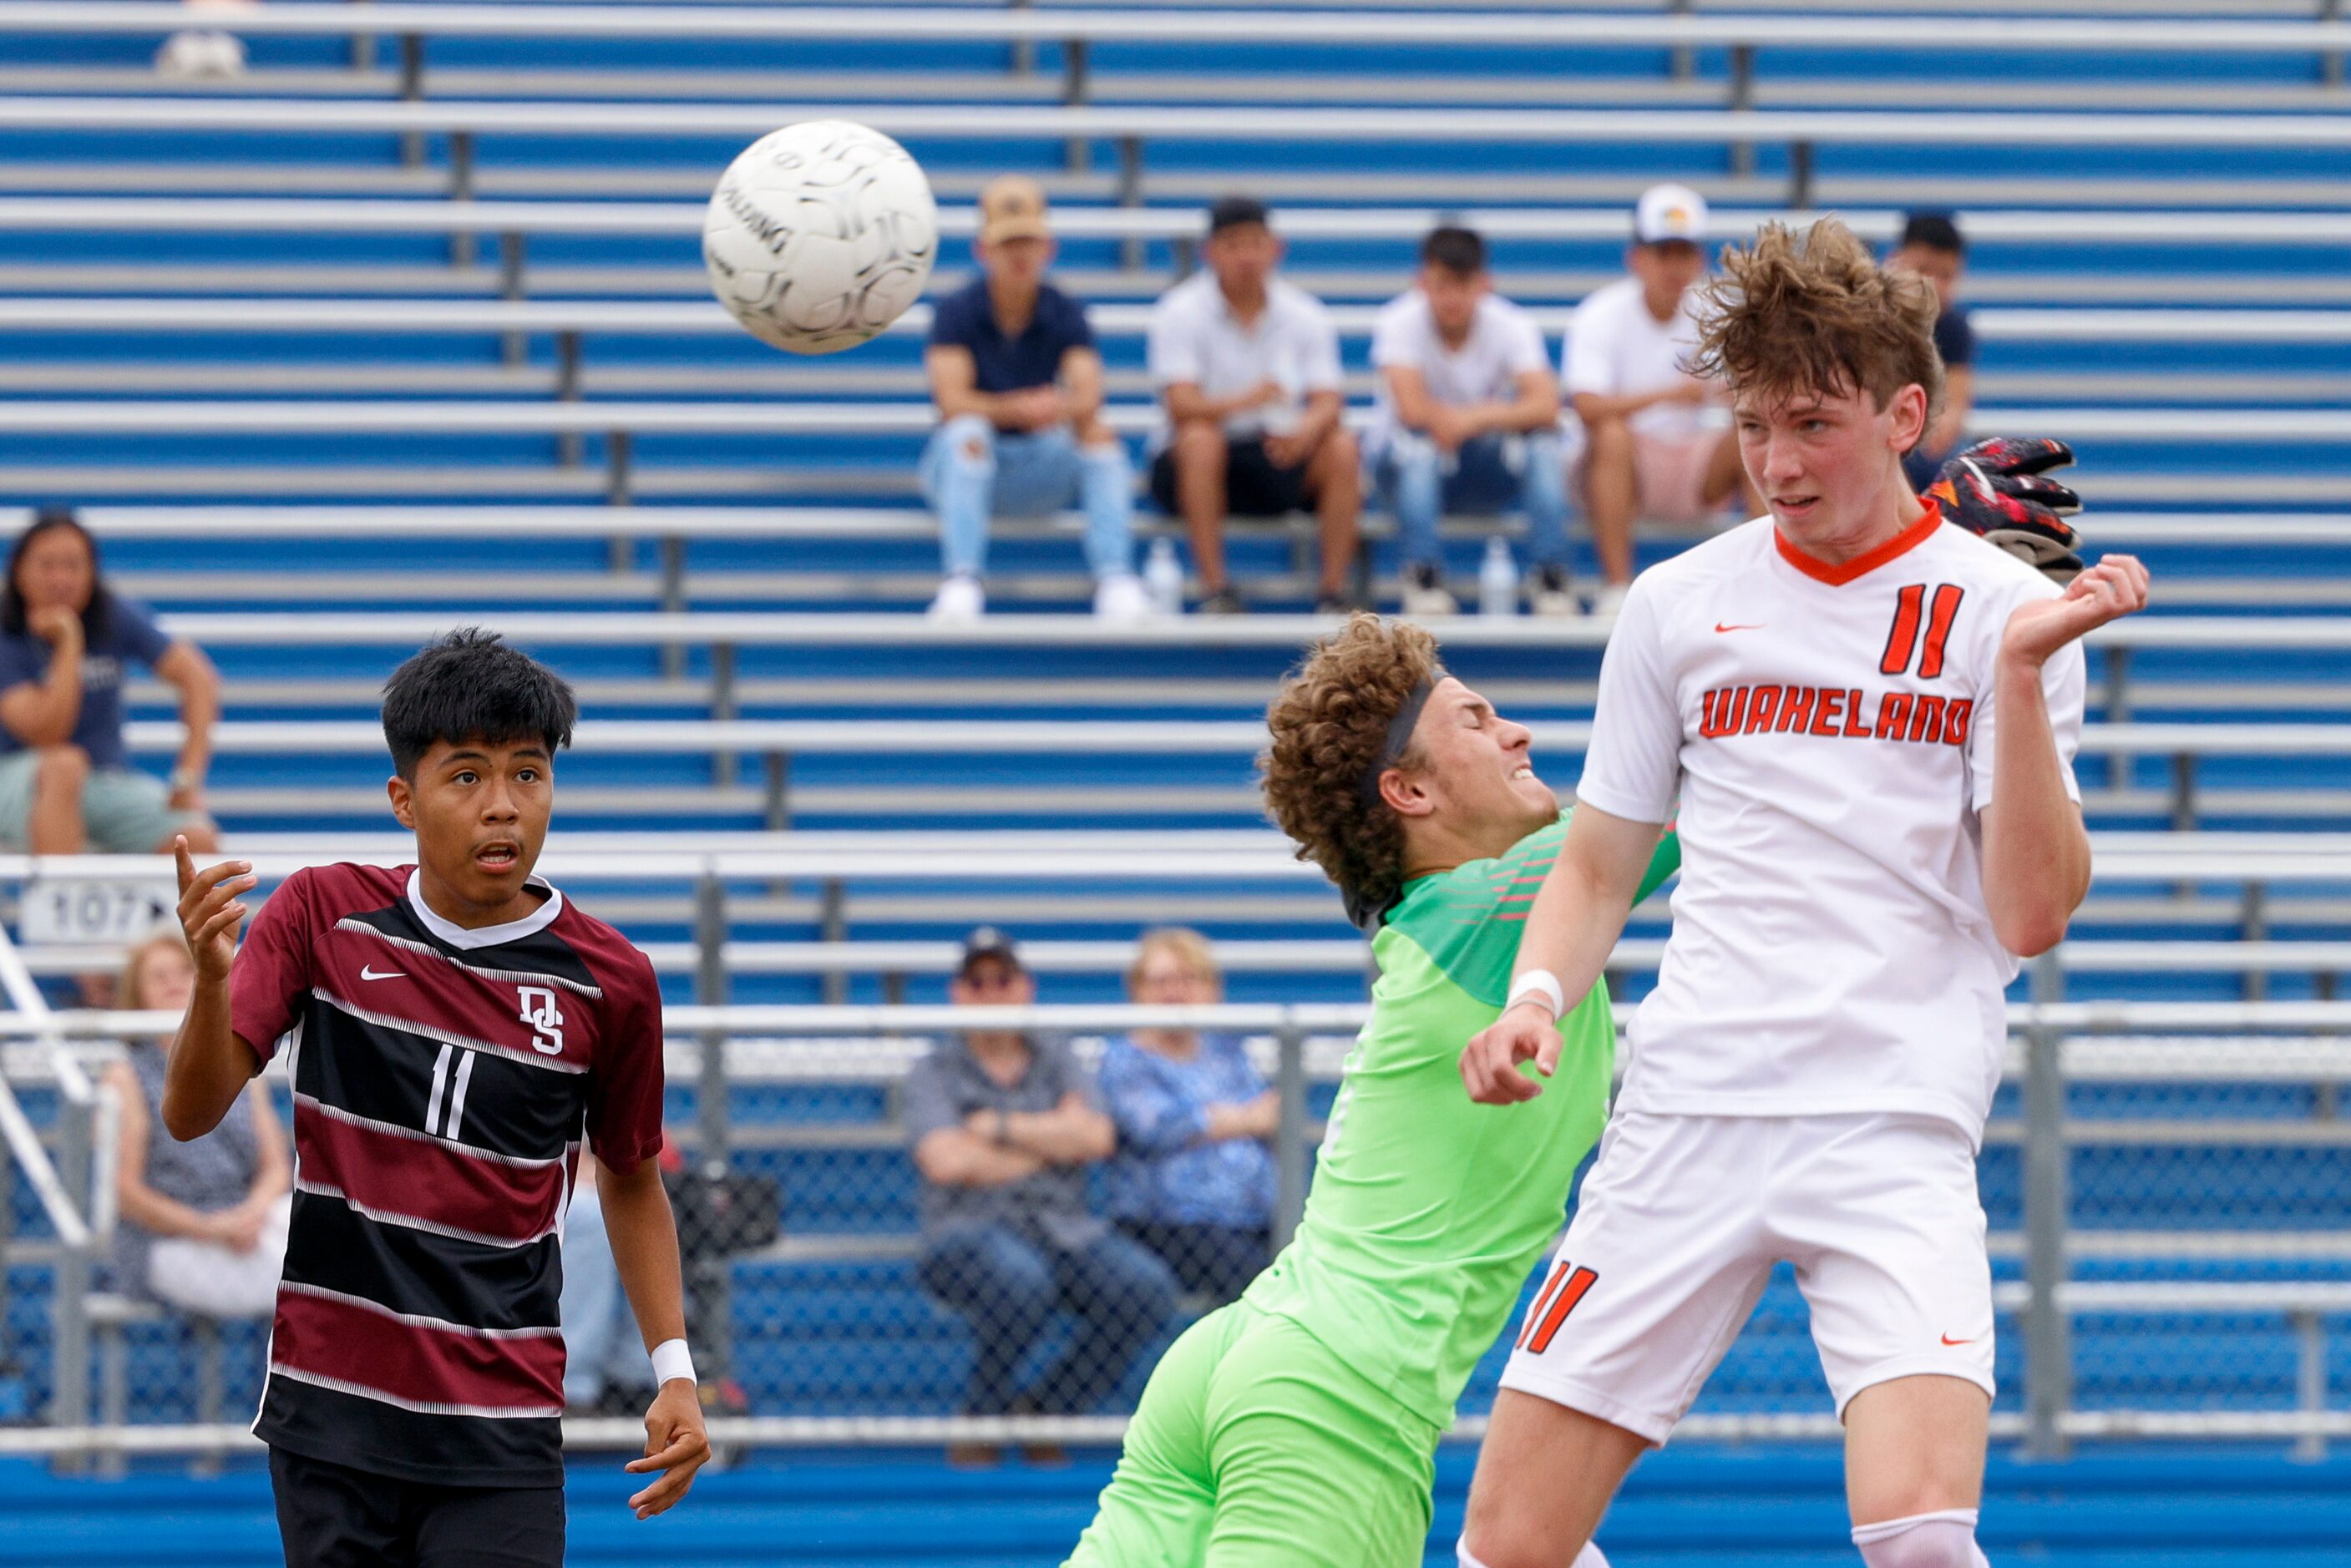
704 119 939 356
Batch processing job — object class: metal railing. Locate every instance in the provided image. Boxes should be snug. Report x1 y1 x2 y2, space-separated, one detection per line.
7 989 2351 1456
0 920 114 1461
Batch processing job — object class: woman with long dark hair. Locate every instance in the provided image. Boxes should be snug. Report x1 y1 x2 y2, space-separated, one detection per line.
0 507 220 852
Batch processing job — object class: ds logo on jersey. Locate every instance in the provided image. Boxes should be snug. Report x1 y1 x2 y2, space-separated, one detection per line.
519 987 565 1055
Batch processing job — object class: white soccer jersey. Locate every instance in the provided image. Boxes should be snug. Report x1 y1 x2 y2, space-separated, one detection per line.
1576 502 2085 1137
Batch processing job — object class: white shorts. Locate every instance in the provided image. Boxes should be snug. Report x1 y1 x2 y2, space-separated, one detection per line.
1497 1110 1995 1446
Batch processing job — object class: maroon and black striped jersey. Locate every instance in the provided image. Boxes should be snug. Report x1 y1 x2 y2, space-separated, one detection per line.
229 862 665 1486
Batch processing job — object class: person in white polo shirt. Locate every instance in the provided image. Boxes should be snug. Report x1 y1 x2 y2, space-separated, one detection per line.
1563 184 1755 616
1147 198 1362 615
1454 217 2150 1568
1370 227 1574 618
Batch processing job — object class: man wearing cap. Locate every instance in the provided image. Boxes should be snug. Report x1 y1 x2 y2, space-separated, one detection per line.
1562 183 1754 615
904 928 1179 1462
921 177 1153 625
1887 211 1977 489
1146 198 1362 615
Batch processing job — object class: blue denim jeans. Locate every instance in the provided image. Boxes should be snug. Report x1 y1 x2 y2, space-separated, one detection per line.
918 414 1136 580
557 1184 651 1407
1378 427 1571 570
918 1222 1179 1416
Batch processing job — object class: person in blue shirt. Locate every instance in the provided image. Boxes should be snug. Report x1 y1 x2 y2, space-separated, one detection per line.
0 508 220 854
1097 928 1279 1304
921 176 1150 625
1890 211 1977 489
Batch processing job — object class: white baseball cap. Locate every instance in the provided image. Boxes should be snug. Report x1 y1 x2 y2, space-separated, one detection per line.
1633 183 1709 245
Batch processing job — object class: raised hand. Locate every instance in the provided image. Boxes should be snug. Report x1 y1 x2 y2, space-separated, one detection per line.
2000 554 2151 670
28 604 82 651
174 835 254 984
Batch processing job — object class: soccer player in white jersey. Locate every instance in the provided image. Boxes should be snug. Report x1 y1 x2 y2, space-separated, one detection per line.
1451 219 2151 1568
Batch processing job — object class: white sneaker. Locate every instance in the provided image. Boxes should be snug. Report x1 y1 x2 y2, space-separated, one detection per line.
1528 567 1579 619
1400 564 1457 619
1092 573 1156 624
1588 582 1629 620
926 575 985 623
156 28 246 76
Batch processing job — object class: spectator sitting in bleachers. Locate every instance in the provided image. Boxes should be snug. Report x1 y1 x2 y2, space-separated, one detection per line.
1371 226 1573 618
921 176 1151 626
103 929 290 1320
1147 197 1362 616
562 1135 757 1419
906 928 1178 1458
0 507 221 856
560 1150 662 1415
1889 210 1977 489
1563 183 1751 615
1097 928 1277 1305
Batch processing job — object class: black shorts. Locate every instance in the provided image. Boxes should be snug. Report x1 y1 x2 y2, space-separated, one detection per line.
271 1445 565 1568
1149 436 1312 518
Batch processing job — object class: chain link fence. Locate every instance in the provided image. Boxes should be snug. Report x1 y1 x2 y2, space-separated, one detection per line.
0 852 2346 1459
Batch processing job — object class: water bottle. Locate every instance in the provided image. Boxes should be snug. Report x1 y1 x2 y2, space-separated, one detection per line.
1478 536 1518 618
1144 536 1185 615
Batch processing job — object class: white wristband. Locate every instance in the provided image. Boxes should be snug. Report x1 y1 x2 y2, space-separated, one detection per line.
1506 970 1567 1021
650 1338 696 1388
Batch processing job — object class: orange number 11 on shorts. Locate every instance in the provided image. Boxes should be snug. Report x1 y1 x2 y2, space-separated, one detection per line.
1516 1262 1600 1356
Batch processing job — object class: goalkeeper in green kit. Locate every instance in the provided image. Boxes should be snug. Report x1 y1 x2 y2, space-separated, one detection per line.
1065 613 1676 1568
1066 436 2091 1565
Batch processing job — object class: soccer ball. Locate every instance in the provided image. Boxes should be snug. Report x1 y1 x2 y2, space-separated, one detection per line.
704 120 939 357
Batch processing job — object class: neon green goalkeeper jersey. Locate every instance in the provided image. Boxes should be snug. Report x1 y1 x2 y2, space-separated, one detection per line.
1240 809 1680 1431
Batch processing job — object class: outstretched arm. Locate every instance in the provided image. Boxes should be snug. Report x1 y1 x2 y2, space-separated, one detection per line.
1459 803 1664 1105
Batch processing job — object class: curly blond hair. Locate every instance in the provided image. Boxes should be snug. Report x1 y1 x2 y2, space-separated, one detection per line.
1688 216 1943 438
1259 614 1442 917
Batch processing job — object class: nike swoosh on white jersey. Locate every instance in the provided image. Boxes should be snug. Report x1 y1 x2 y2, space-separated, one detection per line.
359 965 406 981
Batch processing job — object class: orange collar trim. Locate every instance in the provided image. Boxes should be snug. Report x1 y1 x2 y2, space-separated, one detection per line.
1773 497 1943 587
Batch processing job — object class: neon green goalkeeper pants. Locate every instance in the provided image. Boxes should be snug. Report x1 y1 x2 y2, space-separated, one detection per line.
1062 1299 1442 1568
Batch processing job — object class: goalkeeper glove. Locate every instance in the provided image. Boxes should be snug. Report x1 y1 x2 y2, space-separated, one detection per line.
1927 437 2085 584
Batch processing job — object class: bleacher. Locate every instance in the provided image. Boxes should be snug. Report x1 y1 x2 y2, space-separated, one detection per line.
2 2 2349 1563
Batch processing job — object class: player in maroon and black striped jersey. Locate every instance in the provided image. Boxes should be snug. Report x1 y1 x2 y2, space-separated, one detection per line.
163 629 707 1568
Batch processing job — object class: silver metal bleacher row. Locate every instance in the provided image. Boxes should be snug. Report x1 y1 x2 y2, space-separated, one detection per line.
7 0 2349 117
69 712 2351 836
6 99 2351 212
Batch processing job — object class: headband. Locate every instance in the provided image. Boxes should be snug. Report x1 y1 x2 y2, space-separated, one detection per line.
1355 670 1446 812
